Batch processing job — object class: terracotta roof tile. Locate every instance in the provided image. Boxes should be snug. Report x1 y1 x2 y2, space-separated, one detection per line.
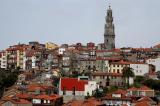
34 94 55 100
138 86 153 91
135 101 150 106
16 93 30 99
127 87 138 91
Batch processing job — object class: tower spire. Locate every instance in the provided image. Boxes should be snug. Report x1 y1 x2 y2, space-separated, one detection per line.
104 5 115 50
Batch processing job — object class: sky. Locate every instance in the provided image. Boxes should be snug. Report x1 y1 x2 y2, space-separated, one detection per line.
0 0 160 49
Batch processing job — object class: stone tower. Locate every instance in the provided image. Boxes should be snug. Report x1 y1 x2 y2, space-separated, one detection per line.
104 6 115 50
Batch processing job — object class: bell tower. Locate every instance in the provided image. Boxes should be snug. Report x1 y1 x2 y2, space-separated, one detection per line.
104 6 115 50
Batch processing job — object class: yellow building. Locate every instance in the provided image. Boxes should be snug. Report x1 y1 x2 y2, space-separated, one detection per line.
45 42 59 50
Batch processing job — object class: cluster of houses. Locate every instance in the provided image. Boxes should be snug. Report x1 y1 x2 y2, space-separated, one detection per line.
0 41 160 105
0 76 157 106
0 42 160 82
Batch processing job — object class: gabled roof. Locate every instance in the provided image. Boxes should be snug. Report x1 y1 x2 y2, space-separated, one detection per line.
113 89 127 95
135 101 150 106
60 77 88 91
137 96 154 102
63 98 104 106
102 89 131 100
127 87 138 91
138 86 153 91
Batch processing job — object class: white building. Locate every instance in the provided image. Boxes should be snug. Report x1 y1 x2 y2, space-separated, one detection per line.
130 63 149 76
59 78 98 103
58 48 66 55
0 51 7 69
146 57 160 72
84 81 98 96
32 56 36 69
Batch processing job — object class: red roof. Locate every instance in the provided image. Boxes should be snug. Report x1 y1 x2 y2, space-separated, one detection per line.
127 87 138 91
16 93 30 99
27 84 53 92
34 94 56 100
63 98 104 106
128 86 153 91
113 89 127 95
2 97 31 104
135 101 150 106
12 99 31 104
138 86 152 91
102 89 131 101
137 97 154 102
61 78 88 91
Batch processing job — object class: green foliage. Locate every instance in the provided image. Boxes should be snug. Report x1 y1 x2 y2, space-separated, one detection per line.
143 79 160 91
103 86 109 94
0 70 17 98
122 67 135 88
3 73 18 88
0 70 18 88
134 76 145 83
122 67 135 78
108 86 118 93
93 88 103 98
133 76 145 88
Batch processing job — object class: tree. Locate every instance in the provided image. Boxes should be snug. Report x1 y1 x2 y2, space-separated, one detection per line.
0 70 18 98
134 76 145 87
143 79 160 90
122 67 134 88
157 71 160 79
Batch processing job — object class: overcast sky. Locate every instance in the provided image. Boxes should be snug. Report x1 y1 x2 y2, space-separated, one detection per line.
0 0 160 49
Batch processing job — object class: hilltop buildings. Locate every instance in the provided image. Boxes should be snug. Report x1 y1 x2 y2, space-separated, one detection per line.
0 5 160 106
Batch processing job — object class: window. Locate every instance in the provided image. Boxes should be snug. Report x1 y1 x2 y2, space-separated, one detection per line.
113 69 115 73
48 100 50 103
117 69 120 73
63 87 66 95
73 87 76 95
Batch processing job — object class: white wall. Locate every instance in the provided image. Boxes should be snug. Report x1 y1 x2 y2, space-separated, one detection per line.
130 64 149 76
58 48 66 55
146 57 160 72
32 56 36 68
84 81 98 96
1 51 7 69
32 99 41 104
